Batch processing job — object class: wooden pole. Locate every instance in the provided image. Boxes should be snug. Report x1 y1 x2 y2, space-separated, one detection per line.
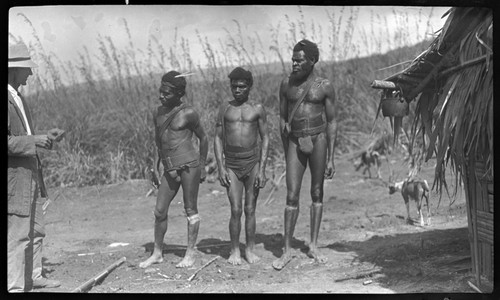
472 162 481 287
187 256 220 281
438 54 491 78
72 257 126 293
404 41 461 101
370 80 399 90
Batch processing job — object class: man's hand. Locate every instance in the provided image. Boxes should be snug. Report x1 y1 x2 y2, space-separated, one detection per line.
218 167 231 187
200 167 207 183
254 171 267 189
47 128 65 142
34 135 52 149
324 161 336 179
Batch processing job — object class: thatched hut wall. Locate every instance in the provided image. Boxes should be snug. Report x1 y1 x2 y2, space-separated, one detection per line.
371 7 493 290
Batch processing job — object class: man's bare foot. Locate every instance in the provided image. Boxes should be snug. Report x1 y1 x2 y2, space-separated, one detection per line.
307 246 328 264
139 253 163 268
272 251 293 270
245 248 260 264
176 250 196 268
228 249 242 265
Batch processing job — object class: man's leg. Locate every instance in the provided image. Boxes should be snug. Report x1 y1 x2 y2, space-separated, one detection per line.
30 194 60 289
8 213 31 292
176 166 202 268
272 140 307 270
31 198 45 282
139 174 179 268
403 194 411 224
243 163 260 263
226 168 244 265
307 132 328 263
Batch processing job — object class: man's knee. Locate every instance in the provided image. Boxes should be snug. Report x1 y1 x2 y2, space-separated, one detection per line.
186 213 201 225
184 205 198 218
154 208 168 222
310 187 323 203
244 204 255 216
286 196 300 207
286 188 301 207
231 206 243 218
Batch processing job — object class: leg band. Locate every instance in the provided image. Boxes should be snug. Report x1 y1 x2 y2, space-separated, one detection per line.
187 214 201 224
285 205 298 211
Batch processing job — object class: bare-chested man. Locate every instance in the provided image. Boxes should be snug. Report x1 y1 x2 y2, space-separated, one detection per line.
214 67 269 265
272 39 337 270
140 71 208 269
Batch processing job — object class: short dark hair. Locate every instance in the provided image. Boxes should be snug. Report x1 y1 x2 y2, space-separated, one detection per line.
161 71 187 95
293 39 319 63
228 67 253 87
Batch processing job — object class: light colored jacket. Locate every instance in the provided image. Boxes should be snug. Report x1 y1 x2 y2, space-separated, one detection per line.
8 91 46 216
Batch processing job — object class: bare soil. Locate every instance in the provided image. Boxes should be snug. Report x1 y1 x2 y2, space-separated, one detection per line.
35 154 477 294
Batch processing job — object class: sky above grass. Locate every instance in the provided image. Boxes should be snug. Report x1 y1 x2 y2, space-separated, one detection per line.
9 5 450 76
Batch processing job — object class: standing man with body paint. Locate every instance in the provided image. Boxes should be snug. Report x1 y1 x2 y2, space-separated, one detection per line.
214 67 269 265
272 39 338 270
139 71 208 269
8 42 64 292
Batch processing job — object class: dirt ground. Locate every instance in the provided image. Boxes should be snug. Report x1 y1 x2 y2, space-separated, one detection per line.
34 153 479 294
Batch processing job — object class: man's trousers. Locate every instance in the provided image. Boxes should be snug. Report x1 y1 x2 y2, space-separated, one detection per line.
8 184 46 292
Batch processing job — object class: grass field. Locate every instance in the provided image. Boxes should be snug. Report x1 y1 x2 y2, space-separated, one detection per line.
10 7 440 188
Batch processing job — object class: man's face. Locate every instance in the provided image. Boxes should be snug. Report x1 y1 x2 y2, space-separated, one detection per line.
13 67 33 86
230 79 251 102
159 82 180 106
290 50 314 80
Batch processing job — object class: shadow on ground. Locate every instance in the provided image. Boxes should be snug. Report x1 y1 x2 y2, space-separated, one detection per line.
255 233 309 258
324 226 472 293
193 234 310 260
141 242 188 258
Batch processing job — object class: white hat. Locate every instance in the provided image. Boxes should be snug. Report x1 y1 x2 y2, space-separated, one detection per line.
8 42 38 68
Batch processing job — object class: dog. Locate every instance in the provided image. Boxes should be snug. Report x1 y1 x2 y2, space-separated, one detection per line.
353 150 382 178
388 178 431 226
353 133 393 179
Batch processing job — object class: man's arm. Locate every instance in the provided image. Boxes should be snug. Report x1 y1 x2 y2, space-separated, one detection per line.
279 78 289 160
8 109 50 156
324 79 338 179
256 104 269 188
151 110 161 177
190 109 208 181
214 106 230 187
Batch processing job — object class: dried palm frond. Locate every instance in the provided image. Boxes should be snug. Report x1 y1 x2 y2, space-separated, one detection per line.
375 8 493 201
409 8 493 198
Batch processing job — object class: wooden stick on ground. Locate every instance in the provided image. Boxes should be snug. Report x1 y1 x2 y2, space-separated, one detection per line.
161 242 230 251
334 269 382 282
467 280 483 293
72 257 127 293
187 256 220 282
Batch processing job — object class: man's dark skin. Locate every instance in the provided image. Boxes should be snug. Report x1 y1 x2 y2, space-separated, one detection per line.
214 75 269 265
272 43 338 270
139 75 208 269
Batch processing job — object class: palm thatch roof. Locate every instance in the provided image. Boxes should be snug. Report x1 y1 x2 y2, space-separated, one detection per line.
373 7 493 195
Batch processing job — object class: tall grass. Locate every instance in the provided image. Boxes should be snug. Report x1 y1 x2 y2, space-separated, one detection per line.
10 7 439 187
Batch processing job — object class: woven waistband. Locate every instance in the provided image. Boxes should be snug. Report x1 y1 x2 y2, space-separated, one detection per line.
291 123 326 138
224 145 260 158
291 113 325 129
162 150 198 170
